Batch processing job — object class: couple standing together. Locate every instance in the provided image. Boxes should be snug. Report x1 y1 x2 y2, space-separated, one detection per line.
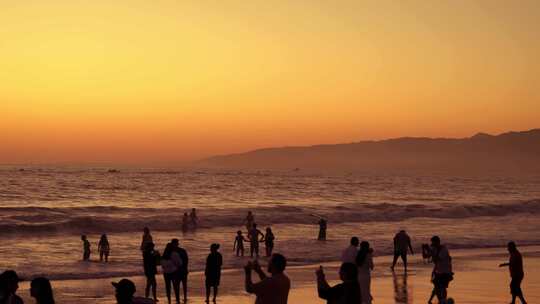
341 237 374 304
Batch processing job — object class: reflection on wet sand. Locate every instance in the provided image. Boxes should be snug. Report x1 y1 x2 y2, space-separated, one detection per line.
392 271 411 304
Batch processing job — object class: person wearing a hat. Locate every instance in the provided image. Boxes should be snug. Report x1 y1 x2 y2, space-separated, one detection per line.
205 243 223 303
0 270 24 304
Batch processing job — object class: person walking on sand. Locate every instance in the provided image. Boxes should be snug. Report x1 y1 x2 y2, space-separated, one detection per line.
205 243 223 303
341 237 359 264
161 243 182 304
391 230 413 271
171 239 189 302
356 241 374 304
30 277 55 304
248 223 265 258
189 208 198 230
244 211 255 230
264 227 275 257
140 227 153 251
0 270 24 304
316 263 362 304
98 234 111 262
318 218 327 241
81 235 91 261
244 253 290 304
234 230 248 257
143 242 160 303
430 236 453 303
499 241 528 304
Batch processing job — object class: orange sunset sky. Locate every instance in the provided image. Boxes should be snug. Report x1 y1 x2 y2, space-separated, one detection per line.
1 0 539 164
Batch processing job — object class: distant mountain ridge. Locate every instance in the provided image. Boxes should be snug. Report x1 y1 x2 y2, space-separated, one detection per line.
199 129 540 174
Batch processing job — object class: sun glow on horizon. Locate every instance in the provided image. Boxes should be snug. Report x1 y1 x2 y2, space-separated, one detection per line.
1 0 539 164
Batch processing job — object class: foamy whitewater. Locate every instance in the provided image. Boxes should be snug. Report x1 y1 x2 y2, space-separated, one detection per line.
1 166 540 281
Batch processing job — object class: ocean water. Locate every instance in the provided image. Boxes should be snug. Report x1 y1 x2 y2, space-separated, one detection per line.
1 166 539 281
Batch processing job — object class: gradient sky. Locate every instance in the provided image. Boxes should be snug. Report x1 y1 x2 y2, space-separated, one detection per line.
1 0 539 164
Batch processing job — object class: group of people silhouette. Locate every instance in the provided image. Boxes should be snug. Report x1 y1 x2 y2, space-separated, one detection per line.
0 211 529 304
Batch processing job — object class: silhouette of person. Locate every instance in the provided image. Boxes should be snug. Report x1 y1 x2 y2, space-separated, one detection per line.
356 241 374 304
81 235 91 261
499 241 528 304
161 243 182 304
182 213 190 233
0 270 24 304
171 238 189 302
244 253 290 304
341 237 360 264
140 227 153 251
391 230 413 271
318 218 327 241
422 244 432 263
248 223 264 258
316 263 361 304
233 230 247 257
143 242 161 303
98 234 110 262
430 236 453 302
244 211 255 231
392 271 410 304
112 278 153 304
189 208 198 230
205 243 223 303
30 277 55 304
264 227 275 257
427 271 437 304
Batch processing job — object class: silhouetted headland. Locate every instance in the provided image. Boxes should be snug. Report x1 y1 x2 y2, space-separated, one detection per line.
199 129 540 174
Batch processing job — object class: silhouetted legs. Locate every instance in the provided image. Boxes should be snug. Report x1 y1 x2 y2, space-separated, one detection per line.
205 285 218 303
180 275 188 302
511 277 527 304
250 242 259 257
145 275 157 302
164 274 172 304
391 251 407 270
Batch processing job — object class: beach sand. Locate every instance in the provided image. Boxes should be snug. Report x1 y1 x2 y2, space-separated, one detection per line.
13 246 540 304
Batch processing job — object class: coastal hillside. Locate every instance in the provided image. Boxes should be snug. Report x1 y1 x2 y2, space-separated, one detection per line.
199 129 540 174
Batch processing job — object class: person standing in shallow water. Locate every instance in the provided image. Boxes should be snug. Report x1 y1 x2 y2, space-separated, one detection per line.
248 223 265 258
234 230 247 257
30 277 55 304
264 227 275 257
356 241 374 304
391 230 414 271
500 241 528 304
318 218 327 241
244 211 255 231
189 208 198 230
205 243 223 303
81 235 91 261
140 227 153 251
98 234 110 262
182 213 190 233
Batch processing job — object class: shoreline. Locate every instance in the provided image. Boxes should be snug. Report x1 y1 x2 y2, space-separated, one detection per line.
12 246 540 303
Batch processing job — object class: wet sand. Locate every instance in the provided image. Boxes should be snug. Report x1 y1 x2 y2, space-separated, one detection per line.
14 246 540 304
